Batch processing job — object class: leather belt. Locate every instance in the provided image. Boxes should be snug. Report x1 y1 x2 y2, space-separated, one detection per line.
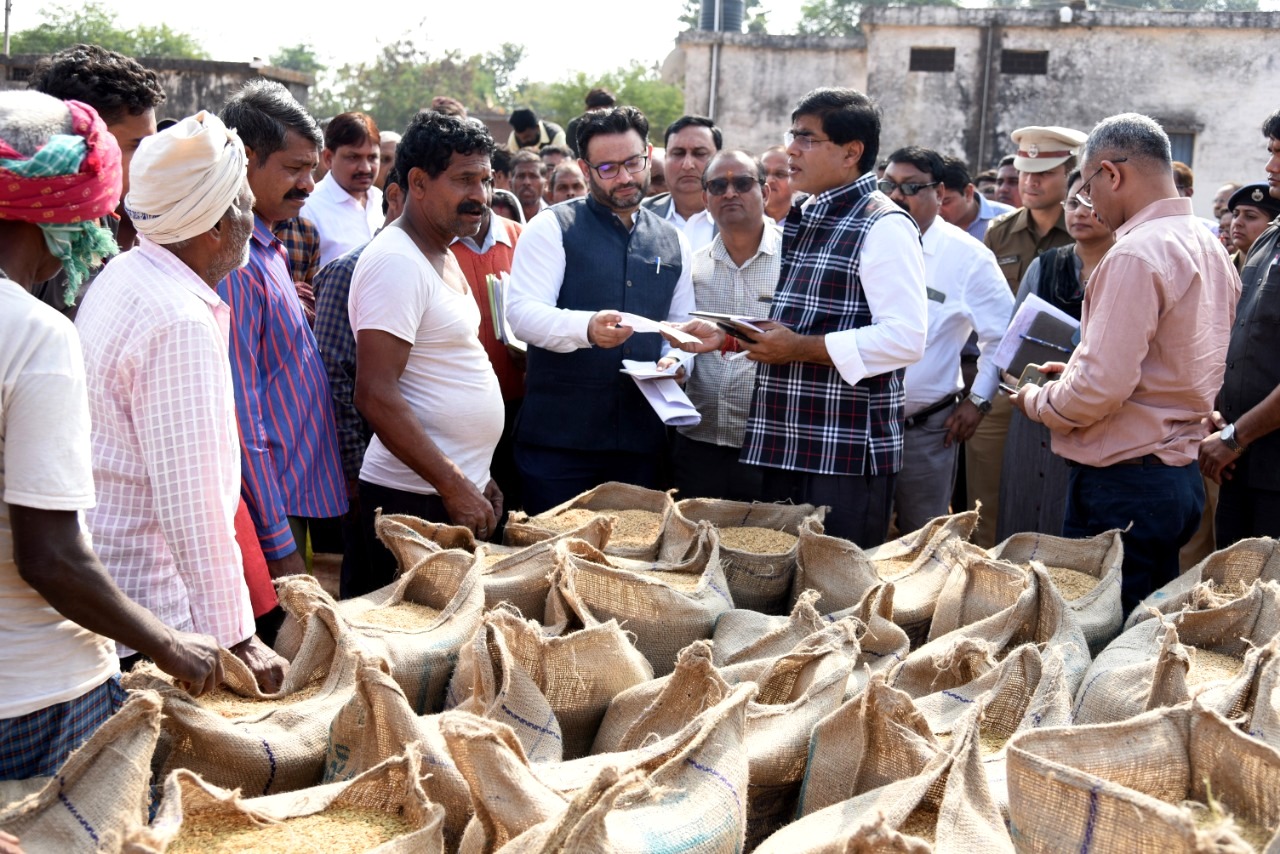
904 394 960 429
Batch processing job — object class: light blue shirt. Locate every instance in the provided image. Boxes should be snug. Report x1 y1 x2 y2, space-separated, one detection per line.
967 194 1016 241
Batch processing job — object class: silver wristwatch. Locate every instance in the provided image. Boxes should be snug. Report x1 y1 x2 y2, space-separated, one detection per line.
967 393 992 414
1221 423 1246 455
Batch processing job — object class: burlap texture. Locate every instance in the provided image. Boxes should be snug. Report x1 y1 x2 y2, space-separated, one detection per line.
1197 635 1280 752
1007 704 1280 852
124 597 360 796
477 518 613 623
503 481 679 560
892 563 1091 698
987 529 1124 656
765 710 1013 854
1127 537 1280 631
0 690 162 853
793 510 977 643
324 660 471 849
1073 582 1280 725
553 525 733 676
446 681 754 854
827 584 914 697
674 498 825 614
121 749 444 853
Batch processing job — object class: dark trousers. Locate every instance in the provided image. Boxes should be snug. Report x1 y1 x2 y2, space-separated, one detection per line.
1063 460 1203 614
1215 481 1280 549
514 443 662 516
758 467 896 548
492 399 524 522
355 479 450 598
670 433 763 502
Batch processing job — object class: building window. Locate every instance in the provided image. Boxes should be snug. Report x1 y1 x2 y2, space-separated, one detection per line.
1001 50 1049 75
1168 132 1195 167
8 67 31 82
909 48 956 73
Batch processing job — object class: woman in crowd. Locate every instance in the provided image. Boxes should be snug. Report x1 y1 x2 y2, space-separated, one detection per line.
996 170 1114 540
1226 183 1280 272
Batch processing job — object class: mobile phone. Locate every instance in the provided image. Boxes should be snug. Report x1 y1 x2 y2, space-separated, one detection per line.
1017 364 1053 389
999 382 1018 395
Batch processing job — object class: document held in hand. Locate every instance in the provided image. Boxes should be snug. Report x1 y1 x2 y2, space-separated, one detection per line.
993 293 1080 376
620 360 702 427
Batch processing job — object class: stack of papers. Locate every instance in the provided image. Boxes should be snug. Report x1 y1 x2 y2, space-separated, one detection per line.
993 294 1080 375
484 272 527 354
621 359 701 427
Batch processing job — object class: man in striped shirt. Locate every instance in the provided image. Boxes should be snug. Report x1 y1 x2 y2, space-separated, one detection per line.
218 81 347 587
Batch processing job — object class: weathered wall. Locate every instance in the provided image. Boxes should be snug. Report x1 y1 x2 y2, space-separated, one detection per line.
676 31 867 154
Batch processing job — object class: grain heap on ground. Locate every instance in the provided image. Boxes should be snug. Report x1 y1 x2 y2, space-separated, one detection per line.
164 807 415 853
898 807 938 844
1045 565 1100 601
354 602 441 630
1185 647 1245 687
195 682 324 719
718 527 798 554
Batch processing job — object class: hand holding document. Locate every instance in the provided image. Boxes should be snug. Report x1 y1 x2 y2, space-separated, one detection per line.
992 294 1080 376
484 272 527 354
615 312 701 346
621 359 701 427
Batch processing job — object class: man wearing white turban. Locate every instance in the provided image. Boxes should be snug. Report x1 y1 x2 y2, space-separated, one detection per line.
75 111 289 692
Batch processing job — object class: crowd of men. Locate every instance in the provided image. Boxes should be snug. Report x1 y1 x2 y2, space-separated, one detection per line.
2 42 1279 803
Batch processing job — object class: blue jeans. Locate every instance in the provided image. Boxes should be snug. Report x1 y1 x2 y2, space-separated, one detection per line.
1063 460 1203 614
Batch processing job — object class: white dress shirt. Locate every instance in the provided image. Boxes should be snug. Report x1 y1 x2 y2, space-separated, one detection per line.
665 203 716 253
823 212 930 386
902 218 1014 415
507 205 697 357
76 238 255 656
301 173 384 269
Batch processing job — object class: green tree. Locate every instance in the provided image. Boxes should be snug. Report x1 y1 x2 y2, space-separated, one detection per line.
11 0 207 57
271 43 326 76
515 63 685 143
796 0 957 37
679 0 769 33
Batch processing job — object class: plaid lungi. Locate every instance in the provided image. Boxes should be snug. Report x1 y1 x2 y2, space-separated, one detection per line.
0 675 126 780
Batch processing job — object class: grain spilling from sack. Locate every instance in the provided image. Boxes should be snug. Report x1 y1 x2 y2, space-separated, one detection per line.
164 807 414 854
1045 565 1099 601
898 807 938 844
1186 647 1245 687
354 602 441 630
197 682 324 719
717 526 798 554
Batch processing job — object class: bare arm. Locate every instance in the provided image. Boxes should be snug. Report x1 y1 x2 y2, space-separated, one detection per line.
1199 384 1280 484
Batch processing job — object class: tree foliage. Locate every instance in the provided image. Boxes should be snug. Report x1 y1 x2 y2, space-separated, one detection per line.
10 1 207 58
270 44 326 76
678 0 770 33
515 63 686 144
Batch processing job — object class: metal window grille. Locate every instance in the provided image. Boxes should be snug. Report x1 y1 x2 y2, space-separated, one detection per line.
909 48 956 72
1001 50 1049 75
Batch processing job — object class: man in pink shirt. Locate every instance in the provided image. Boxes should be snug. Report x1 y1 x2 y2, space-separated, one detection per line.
1011 113 1240 611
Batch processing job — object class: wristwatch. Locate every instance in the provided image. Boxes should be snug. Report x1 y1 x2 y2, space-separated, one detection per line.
1221 423 1246 455
967 393 992 414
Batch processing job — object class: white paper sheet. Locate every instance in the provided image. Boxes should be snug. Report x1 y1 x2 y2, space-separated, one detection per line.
992 293 1080 372
615 312 701 345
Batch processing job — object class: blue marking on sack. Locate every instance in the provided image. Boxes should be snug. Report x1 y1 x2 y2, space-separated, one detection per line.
941 690 975 704
261 738 278 794
500 704 562 744
1079 782 1102 853
56 778 98 845
685 756 742 810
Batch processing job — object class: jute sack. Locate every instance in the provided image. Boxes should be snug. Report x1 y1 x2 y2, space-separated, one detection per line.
1072 581 1280 725
674 498 825 614
793 510 978 643
503 481 680 560
1007 704 1280 852
987 529 1124 656
761 710 1014 854
0 690 162 853
827 583 914 697
124 599 360 797
553 525 733 676
1126 536 1280 631
445 681 754 854
478 519 613 623
1197 635 1280 751
591 632 855 849
121 749 444 853
893 563 1091 698
324 659 472 849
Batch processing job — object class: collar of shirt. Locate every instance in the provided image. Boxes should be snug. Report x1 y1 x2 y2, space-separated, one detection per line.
666 204 711 228
250 213 280 250
454 216 515 255
136 236 226 310
977 194 1014 222
1114 196 1195 240
798 170 880 213
708 218 781 269
316 172 382 211
1006 205 1069 238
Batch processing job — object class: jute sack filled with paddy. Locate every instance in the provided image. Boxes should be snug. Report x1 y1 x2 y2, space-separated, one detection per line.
324 659 472 849
592 631 855 848
551 524 733 676
121 748 444 854
1195 635 1280 752
891 562 1091 699
0 690 162 853
673 497 824 614
761 709 1014 854
1126 536 1280 631
987 528 1123 656
711 586 910 698
503 481 683 561
792 510 978 644
1072 581 1280 725
1007 703 1280 853
442 683 754 854
124 596 360 796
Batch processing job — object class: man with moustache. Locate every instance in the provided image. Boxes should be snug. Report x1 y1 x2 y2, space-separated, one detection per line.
218 81 347 584
550 161 588 203
350 111 505 588
511 149 548 223
509 106 696 513
301 111 383 269
643 115 722 251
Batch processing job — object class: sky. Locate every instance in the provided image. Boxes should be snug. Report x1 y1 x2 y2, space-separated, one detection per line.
8 0 810 83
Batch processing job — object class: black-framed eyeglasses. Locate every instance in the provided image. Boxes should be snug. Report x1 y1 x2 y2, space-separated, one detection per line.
583 154 648 180
703 176 764 196
1077 157 1128 207
877 179 940 197
784 130 834 151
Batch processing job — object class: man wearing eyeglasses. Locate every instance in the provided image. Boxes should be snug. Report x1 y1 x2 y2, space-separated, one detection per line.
881 147 1013 535
508 106 695 514
734 88 927 547
1011 113 1239 612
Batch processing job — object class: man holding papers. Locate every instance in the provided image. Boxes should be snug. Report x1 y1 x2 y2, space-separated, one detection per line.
508 106 695 514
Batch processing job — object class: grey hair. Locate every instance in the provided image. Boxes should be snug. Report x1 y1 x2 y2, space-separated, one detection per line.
0 90 73 157
1082 113 1171 168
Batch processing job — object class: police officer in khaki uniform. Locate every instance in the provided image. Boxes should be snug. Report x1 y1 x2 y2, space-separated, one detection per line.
967 125 1086 545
